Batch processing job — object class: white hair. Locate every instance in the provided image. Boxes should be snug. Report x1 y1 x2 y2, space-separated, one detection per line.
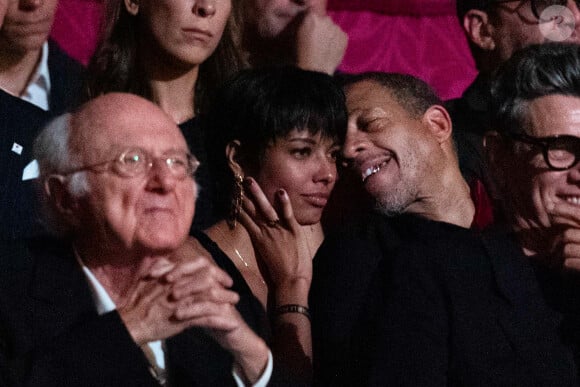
33 114 90 235
33 113 90 197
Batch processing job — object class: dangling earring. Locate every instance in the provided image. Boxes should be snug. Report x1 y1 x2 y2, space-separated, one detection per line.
228 173 244 229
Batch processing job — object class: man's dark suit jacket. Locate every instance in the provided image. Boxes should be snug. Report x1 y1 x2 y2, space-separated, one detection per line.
0 41 84 240
0 237 264 386
311 213 580 386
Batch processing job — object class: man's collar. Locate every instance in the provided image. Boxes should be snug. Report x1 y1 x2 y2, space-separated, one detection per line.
21 41 51 111
73 248 117 315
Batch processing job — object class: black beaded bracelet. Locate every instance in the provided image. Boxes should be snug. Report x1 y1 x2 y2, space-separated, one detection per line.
274 304 311 321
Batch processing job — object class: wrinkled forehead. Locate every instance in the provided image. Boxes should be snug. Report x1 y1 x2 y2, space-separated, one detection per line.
346 81 407 117
70 99 188 162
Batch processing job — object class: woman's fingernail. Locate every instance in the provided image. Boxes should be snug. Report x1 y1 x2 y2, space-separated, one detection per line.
243 177 252 188
278 189 286 197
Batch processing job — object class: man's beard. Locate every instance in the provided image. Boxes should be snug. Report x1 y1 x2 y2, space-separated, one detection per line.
374 178 417 217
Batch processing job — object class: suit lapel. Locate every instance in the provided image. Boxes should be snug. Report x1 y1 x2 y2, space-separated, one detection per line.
481 232 574 376
28 240 97 341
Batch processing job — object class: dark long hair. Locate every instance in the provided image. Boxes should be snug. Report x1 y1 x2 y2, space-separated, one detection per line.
84 0 247 114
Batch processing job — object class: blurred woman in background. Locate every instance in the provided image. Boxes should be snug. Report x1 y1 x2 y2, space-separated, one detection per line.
84 0 246 228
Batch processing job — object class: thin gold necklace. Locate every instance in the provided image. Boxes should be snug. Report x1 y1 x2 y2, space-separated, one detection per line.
216 225 266 285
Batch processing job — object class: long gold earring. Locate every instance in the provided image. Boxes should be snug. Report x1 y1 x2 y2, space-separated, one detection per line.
228 173 244 229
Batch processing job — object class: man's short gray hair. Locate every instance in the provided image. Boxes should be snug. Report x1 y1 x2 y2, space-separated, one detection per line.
33 114 89 235
33 113 89 197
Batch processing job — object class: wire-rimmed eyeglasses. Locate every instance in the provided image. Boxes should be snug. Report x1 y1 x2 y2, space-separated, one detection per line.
59 148 200 180
504 131 580 171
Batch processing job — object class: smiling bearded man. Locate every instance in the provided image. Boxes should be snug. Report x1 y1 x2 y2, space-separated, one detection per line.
340 72 475 226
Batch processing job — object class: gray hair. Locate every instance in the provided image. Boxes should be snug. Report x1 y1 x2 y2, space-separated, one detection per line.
33 114 89 235
490 43 580 135
33 113 89 197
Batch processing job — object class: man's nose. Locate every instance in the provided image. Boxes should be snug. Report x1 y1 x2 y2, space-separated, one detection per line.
342 123 365 161
145 159 179 192
19 0 43 11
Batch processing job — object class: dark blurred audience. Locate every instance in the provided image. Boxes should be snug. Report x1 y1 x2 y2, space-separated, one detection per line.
242 0 347 74
84 0 246 229
447 0 580 215
0 0 84 240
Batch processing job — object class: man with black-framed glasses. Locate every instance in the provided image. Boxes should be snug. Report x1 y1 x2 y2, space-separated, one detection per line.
447 0 580 221
486 42 580 269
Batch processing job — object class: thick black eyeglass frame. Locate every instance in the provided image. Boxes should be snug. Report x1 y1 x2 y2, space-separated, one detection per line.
491 0 577 20
504 131 580 171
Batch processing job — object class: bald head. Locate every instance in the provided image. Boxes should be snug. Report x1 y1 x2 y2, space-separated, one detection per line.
36 93 188 178
69 93 186 163
34 93 196 249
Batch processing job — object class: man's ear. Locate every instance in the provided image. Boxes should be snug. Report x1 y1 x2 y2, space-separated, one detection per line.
44 175 80 225
423 105 452 144
124 0 139 16
225 140 244 177
464 10 496 51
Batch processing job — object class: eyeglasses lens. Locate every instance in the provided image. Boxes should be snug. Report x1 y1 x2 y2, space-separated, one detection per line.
547 136 580 169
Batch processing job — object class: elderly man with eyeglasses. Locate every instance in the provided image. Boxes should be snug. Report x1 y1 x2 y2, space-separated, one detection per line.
447 0 580 221
0 93 273 387
363 43 580 386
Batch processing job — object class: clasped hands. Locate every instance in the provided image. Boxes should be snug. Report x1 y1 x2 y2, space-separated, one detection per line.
118 253 242 346
117 250 270 383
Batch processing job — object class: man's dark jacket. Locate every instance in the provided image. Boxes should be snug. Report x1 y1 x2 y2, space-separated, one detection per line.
0 41 83 240
0 237 264 386
311 213 580 386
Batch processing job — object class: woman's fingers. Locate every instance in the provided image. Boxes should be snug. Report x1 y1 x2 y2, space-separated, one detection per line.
244 177 280 224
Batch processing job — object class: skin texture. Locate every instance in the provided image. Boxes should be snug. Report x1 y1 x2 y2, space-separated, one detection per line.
343 80 442 216
0 0 58 54
488 95 580 267
127 0 231 69
0 0 59 95
121 0 231 123
247 0 325 39
252 130 339 225
342 79 475 227
244 0 347 74
0 0 7 28
69 93 196 256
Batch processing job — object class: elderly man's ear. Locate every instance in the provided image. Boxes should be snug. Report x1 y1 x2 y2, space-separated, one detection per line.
422 105 453 145
44 176 82 226
463 10 496 51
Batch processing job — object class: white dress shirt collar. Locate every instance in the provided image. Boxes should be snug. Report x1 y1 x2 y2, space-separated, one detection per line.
74 252 166 370
73 251 271 386
21 41 51 111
